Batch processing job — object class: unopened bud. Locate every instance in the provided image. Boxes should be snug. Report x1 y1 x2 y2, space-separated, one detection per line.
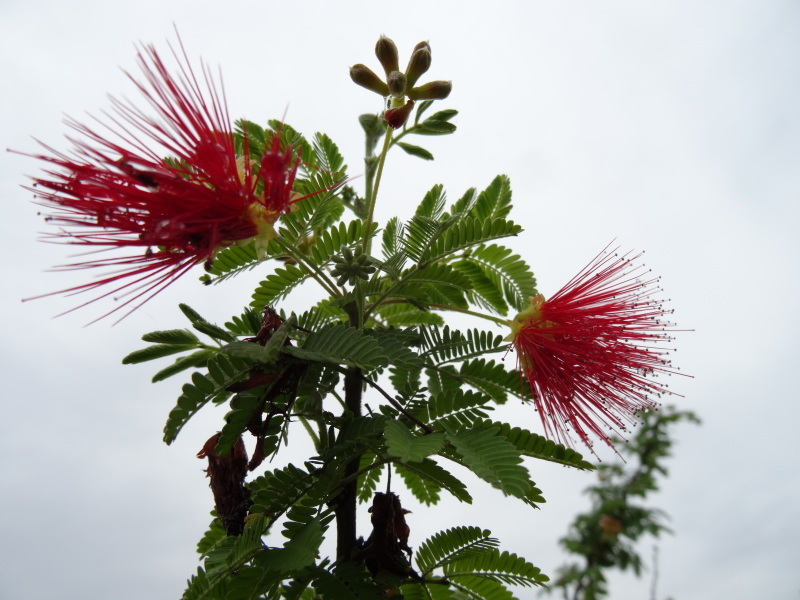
387 71 407 97
350 64 389 97
405 42 431 88
407 80 452 101
384 99 415 129
411 41 429 54
375 36 399 77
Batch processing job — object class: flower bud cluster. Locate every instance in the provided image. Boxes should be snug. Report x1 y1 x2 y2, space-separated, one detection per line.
330 244 376 286
350 36 452 128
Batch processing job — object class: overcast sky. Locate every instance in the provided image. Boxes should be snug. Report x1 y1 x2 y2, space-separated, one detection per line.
2 1 799 599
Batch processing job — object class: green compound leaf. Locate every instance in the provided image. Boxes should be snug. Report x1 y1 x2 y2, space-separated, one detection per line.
279 566 317 600
249 464 318 517
255 460 344 519
415 526 499 574
454 258 509 314
311 562 385 600
266 515 327 573
447 186 478 217
220 341 281 365
356 452 384 504
443 548 549 588
394 264 474 299
421 216 522 265
468 174 513 220
402 214 457 263
426 358 523 406
182 515 276 600
394 462 441 506
473 419 595 470
180 567 218 600
420 326 506 364
294 300 348 333
372 302 445 328
384 420 445 463
364 328 423 370
151 349 216 383
454 244 538 313
223 307 263 337
399 583 457 600
308 219 365 266
227 514 270 572
442 575 514 600
162 353 252 444
122 329 208 370
456 358 528 404
196 514 227 558
381 217 405 261
282 324 388 370
141 328 201 345
217 565 282 600
311 131 347 179
193 320 237 343
122 343 199 365
413 389 494 430
173 304 238 343
203 241 262 285
251 263 310 307
445 427 531 498
179 302 207 324
395 458 472 504
426 364 462 398
415 184 447 219
277 191 345 247
216 394 278 458
221 315 295 366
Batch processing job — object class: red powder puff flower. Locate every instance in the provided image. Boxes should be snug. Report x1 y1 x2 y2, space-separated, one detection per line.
508 247 681 454
23 38 325 322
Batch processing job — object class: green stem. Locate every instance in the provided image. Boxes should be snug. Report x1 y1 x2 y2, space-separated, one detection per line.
297 416 321 452
362 126 393 254
427 302 512 328
272 237 343 298
329 365 432 433
339 455 393 487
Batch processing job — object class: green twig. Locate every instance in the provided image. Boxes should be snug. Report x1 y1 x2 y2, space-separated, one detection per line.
362 127 393 254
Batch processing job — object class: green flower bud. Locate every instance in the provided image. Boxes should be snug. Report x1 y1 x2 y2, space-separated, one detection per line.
349 64 389 96
407 80 452 101
387 71 407 97
410 41 429 54
375 36 399 77
405 42 431 89
330 244 376 286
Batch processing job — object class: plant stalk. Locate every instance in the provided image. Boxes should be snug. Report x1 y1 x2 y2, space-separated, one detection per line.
335 367 363 561
362 126 393 254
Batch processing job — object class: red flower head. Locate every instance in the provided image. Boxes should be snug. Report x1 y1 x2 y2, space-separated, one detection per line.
23 38 324 322
509 247 681 454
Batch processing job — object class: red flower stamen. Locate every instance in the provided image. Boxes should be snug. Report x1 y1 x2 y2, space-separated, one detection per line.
21 37 329 323
510 246 684 455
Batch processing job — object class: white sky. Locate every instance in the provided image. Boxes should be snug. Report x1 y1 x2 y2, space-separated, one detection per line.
2 1 799 599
